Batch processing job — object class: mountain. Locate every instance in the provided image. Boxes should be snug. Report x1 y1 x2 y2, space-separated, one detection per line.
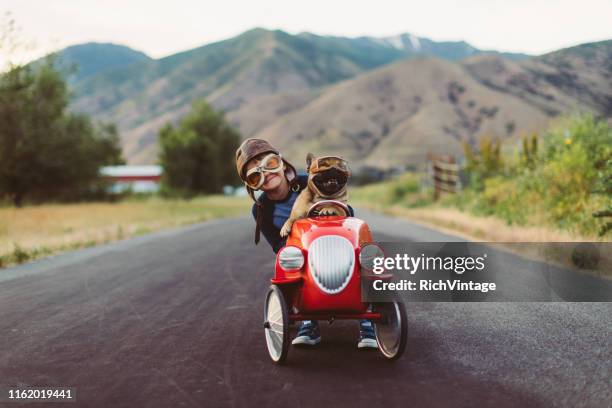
374 33 528 61
256 40 612 168
65 28 533 163
63 30 609 166
48 43 151 85
70 28 409 162
254 57 549 168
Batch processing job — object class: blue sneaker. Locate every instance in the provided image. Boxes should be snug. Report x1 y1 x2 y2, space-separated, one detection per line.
292 321 321 346
358 320 378 349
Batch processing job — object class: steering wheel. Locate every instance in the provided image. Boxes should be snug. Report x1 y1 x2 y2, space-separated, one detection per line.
307 200 350 217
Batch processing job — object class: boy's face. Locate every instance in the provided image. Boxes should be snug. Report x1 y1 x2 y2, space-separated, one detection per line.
245 153 285 191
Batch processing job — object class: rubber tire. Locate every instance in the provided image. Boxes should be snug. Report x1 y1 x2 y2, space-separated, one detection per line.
373 301 408 361
264 285 290 364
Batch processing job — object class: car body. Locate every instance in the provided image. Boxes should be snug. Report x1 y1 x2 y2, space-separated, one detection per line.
273 215 374 318
263 201 407 364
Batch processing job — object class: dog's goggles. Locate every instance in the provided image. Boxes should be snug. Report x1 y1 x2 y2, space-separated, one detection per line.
244 153 284 189
308 156 349 174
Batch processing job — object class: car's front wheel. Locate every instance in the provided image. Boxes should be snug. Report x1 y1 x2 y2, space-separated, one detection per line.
263 285 289 364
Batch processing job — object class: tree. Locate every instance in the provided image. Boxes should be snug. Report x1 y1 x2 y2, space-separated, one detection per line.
158 101 241 196
0 59 124 206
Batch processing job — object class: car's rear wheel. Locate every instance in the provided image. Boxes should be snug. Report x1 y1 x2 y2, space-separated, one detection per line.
263 285 289 364
373 301 407 361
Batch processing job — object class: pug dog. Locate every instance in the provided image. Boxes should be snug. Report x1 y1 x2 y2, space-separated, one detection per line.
280 153 350 237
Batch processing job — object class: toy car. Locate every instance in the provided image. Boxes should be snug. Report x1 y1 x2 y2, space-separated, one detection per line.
263 200 407 364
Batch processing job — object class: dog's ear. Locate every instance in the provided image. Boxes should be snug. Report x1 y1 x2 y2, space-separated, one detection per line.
306 153 315 172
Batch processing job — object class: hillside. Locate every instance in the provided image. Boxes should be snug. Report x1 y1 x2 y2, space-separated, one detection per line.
65 28 534 163
256 41 611 168
464 40 612 117
255 57 550 168
71 29 409 162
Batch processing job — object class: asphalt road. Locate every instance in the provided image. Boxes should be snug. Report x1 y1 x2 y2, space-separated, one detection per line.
0 211 610 408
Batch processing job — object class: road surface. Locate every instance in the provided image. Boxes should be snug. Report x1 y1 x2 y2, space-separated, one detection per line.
0 211 610 407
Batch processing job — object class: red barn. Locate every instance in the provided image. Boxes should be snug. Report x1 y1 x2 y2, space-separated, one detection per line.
100 165 162 193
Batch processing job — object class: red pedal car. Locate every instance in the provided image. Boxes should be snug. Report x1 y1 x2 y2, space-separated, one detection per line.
263 200 407 364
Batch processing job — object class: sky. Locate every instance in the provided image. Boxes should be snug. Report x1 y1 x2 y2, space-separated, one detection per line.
2 0 611 65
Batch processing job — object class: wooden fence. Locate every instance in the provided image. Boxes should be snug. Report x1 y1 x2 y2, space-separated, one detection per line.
427 154 460 200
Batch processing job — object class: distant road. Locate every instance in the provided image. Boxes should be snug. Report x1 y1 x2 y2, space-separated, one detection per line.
0 211 610 407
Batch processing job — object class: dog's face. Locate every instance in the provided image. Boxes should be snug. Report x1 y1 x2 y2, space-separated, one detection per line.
306 153 349 197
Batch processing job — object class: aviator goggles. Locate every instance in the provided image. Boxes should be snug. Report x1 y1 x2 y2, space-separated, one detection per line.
244 153 284 190
308 156 349 174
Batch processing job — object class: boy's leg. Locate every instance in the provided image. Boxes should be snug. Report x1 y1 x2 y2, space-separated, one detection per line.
358 319 378 349
292 320 321 346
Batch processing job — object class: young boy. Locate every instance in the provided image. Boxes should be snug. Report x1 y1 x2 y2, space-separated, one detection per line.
235 138 377 348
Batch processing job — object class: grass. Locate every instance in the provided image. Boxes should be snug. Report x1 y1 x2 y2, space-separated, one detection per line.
0 195 250 268
351 172 433 209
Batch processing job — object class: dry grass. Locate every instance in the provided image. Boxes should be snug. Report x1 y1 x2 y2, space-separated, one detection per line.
354 197 605 243
0 195 250 267
354 202 611 278
383 206 597 243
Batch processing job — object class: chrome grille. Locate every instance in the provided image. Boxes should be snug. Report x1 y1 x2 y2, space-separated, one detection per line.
308 236 355 294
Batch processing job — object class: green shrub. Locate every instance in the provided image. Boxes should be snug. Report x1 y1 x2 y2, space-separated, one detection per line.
541 143 594 226
462 135 504 190
456 114 611 236
351 173 430 209
391 178 420 202
12 244 30 264
520 133 539 170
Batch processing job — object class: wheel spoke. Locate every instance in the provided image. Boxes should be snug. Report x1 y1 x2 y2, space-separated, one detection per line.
270 331 282 351
268 316 282 325
268 308 282 319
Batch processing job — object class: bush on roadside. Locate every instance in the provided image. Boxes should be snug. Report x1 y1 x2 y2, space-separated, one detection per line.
592 157 612 236
459 114 611 236
391 178 420 201
462 135 504 191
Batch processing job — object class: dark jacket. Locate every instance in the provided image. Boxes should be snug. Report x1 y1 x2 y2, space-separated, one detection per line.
251 174 354 253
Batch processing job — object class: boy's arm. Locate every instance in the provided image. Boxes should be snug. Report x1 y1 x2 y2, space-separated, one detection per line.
280 188 313 237
252 203 286 253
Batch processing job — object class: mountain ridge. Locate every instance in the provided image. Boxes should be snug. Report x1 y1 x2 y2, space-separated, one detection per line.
47 30 609 166
42 43 151 85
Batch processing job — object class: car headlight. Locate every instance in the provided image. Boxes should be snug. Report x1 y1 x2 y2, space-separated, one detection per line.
278 246 304 270
359 243 384 274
